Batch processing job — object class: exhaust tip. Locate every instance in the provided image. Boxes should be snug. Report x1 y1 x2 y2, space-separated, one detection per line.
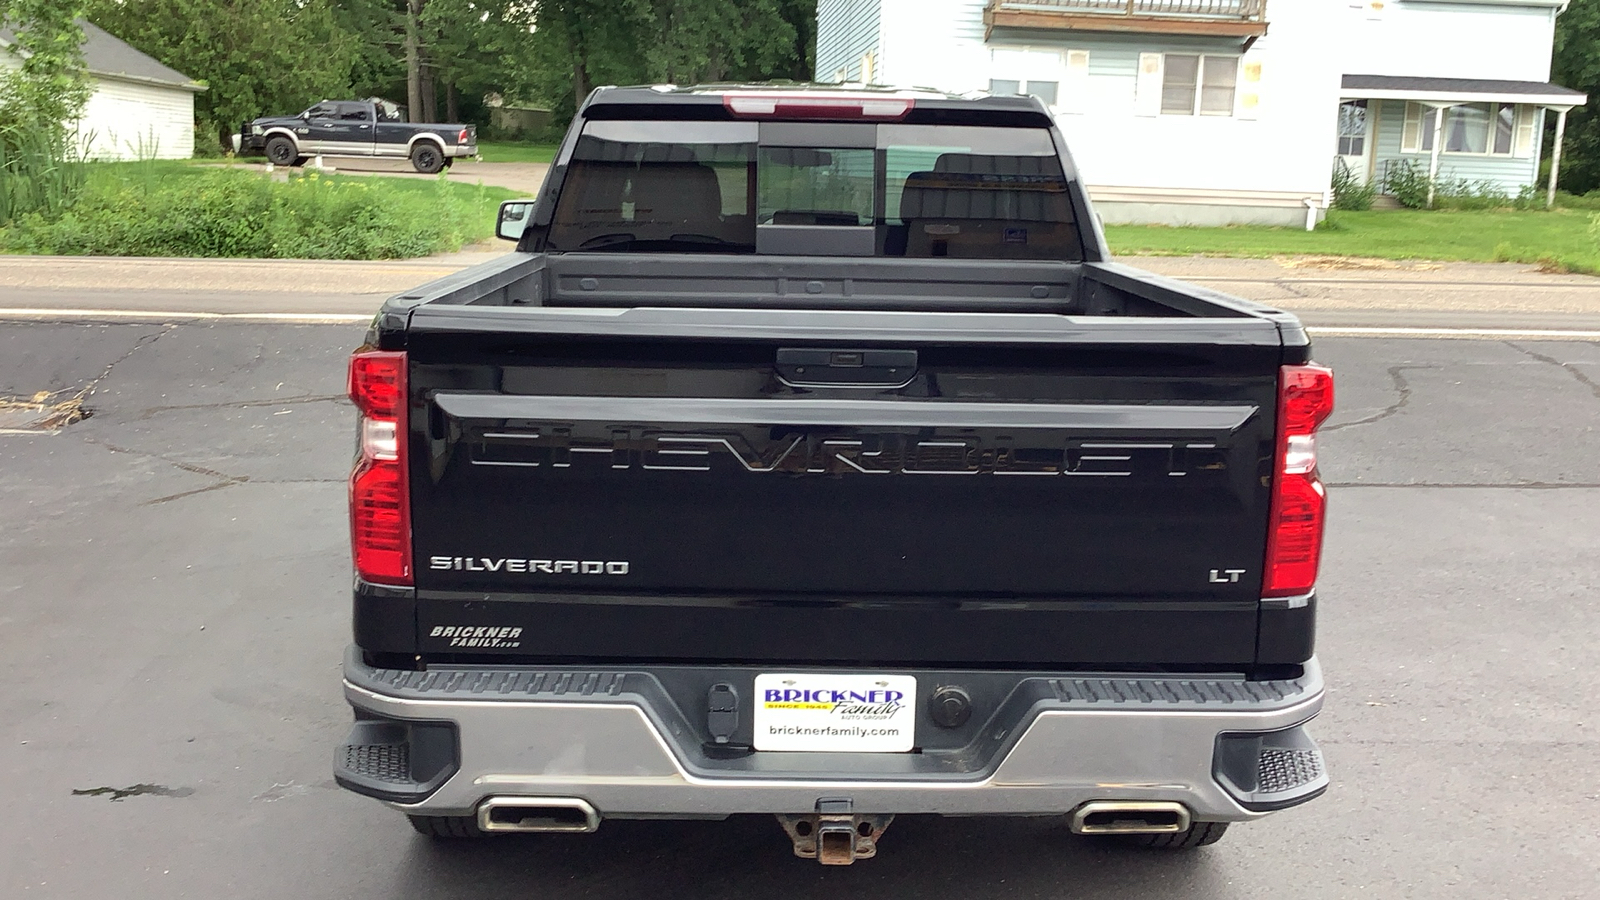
477 797 600 834
1071 801 1191 835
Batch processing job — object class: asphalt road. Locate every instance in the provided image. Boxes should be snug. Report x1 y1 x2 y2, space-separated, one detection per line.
2 314 1598 897
6 254 1600 335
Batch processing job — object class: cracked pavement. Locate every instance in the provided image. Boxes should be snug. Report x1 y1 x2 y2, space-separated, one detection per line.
1 321 1597 899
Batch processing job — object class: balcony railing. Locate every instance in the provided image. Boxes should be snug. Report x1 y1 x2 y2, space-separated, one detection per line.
985 0 1269 39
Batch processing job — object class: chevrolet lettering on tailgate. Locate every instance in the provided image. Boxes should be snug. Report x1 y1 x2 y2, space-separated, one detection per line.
473 430 1228 478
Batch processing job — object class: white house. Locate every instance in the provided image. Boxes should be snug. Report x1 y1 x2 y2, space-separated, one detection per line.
0 20 204 160
817 0 1587 225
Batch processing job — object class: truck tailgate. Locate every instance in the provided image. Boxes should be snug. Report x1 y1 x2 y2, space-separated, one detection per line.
402 307 1286 668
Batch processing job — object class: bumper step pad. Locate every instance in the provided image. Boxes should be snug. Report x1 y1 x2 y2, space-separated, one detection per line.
1258 746 1326 795
342 741 412 785
334 718 459 803
1214 726 1329 810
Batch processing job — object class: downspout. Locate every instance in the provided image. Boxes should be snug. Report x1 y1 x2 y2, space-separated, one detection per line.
1303 197 1320 232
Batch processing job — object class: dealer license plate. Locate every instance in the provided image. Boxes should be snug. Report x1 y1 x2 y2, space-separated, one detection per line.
752 673 917 753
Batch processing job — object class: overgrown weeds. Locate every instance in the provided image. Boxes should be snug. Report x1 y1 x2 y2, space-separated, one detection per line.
0 126 88 225
1381 160 1435 209
1330 159 1376 211
0 165 511 259
1379 160 1546 211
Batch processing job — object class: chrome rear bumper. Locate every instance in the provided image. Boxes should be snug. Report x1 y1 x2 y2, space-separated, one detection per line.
338 650 1327 823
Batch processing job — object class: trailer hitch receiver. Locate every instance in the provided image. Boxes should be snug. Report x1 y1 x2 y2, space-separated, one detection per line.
776 799 894 865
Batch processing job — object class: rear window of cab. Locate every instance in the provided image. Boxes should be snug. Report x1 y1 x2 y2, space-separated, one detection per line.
545 121 1082 261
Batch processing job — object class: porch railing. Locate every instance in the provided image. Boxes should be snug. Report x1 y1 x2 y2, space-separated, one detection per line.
990 0 1267 22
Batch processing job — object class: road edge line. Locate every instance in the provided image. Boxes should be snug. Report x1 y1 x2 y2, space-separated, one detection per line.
1307 326 1600 339
0 308 372 324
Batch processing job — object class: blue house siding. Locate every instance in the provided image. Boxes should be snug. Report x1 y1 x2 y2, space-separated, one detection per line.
1369 99 1541 195
816 0 881 82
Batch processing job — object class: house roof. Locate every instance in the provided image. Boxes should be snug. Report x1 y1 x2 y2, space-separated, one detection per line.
0 20 204 93
1341 74 1585 108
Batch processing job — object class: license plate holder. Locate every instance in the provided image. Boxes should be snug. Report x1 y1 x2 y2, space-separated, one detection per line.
752 673 917 753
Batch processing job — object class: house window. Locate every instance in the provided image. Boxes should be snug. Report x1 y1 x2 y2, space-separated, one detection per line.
990 45 1080 110
988 79 1060 106
1403 102 1527 156
1161 54 1238 116
1336 100 1367 156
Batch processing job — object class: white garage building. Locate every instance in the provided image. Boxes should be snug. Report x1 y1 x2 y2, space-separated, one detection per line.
0 20 204 160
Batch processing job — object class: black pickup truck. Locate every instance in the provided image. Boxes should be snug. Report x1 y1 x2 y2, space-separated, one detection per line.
233 98 477 173
334 85 1333 863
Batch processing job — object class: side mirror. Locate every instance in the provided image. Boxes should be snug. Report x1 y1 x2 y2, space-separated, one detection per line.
496 200 536 241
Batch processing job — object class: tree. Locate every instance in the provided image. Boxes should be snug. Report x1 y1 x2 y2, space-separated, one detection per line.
529 0 650 119
333 0 406 102
526 0 817 126
1551 0 1600 194
1 0 94 224
0 0 94 140
421 0 539 122
84 0 358 152
627 0 797 85
772 0 816 81
331 0 541 125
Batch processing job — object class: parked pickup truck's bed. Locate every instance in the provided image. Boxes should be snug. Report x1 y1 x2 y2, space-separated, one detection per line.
335 85 1332 862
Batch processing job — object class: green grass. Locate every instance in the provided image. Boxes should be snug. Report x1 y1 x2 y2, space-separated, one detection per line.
0 160 520 259
1105 208 1600 274
475 141 558 164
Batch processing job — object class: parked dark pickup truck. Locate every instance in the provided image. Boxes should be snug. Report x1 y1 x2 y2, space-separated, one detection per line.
233 98 476 173
334 85 1333 863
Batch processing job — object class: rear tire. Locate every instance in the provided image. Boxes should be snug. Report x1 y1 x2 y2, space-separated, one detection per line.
410 142 445 174
1117 821 1229 850
265 136 299 167
408 814 485 839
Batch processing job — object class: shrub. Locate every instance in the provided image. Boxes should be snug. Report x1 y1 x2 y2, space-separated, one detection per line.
1382 160 1434 209
1553 190 1600 209
1330 159 1376 211
0 166 500 259
1513 183 1543 210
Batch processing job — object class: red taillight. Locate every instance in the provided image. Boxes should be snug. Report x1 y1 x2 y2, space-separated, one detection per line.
722 92 914 120
348 349 411 585
458 128 469 143
1263 364 1335 598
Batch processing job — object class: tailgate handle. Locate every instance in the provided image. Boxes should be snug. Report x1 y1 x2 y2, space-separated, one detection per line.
775 348 918 387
